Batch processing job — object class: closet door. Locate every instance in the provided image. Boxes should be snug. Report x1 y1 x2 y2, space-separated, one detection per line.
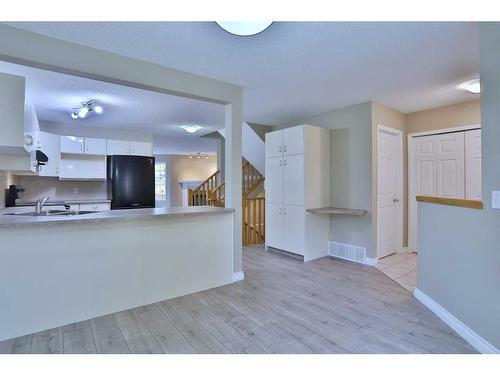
265 203 284 250
465 129 482 200
409 136 437 252
264 157 284 204
283 154 304 205
435 132 465 199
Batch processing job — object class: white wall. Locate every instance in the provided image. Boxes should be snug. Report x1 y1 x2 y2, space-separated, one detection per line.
0 72 25 153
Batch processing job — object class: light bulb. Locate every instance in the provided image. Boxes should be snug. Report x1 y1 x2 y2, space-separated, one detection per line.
94 105 103 114
78 107 89 118
71 111 78 119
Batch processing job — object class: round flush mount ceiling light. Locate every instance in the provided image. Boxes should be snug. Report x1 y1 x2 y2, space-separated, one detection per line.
458 79 481 94
181 125 202 134
216 21 273 36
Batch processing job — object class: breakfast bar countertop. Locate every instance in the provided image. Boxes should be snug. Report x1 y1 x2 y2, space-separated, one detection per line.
0 206 235 228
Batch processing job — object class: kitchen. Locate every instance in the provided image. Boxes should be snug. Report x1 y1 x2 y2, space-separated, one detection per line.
0 60 237 342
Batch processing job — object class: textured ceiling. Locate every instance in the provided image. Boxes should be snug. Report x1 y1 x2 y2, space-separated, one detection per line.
0 61 223 154
7 21 480 125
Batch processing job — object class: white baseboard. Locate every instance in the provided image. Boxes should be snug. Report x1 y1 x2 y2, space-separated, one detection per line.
414 288 499 354
232 271 244 282
365 257 378 266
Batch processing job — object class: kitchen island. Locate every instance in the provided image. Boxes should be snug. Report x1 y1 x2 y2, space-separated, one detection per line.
0 206 235 341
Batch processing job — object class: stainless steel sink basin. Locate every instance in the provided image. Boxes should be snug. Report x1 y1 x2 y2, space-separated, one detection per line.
4 210 98 217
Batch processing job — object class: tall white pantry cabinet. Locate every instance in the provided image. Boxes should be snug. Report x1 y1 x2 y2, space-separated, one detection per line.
265 124 331 261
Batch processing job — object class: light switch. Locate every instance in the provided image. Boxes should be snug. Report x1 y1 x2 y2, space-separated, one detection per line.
492 191 500 209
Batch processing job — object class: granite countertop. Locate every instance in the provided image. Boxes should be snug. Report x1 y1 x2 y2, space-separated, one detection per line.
0 206 235 228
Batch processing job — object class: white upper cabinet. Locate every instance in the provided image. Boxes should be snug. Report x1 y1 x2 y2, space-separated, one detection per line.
106 140 152 156
0 73 25 154
106 139 130 155
84 138 107 155
61 136 107 155
60 136 85 154
283 126 304 156
130 141 153 156
36 131 60 177
265 130 284 158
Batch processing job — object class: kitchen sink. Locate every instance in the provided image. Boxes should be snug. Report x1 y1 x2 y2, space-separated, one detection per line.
4 210 98 217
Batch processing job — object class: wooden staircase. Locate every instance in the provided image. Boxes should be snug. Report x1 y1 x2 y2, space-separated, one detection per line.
188 161 265 245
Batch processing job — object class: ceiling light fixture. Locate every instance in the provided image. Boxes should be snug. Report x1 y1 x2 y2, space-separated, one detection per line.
458 79 481 94
216 21 273 36
188 153 209 159
181 125 202 134
70 99 103 120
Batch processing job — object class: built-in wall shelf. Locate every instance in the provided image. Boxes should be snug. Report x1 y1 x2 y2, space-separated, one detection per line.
306 207 368 216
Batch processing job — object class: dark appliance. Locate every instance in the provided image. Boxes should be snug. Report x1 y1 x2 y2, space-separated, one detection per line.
5 184 25 207
107 155 155 210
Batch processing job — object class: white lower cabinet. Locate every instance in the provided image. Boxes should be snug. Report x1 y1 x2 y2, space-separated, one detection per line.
265 203 305 256
265 203 284 250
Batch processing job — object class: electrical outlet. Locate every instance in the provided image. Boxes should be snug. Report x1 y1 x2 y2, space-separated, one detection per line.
73 187 79 194
492 191 500 209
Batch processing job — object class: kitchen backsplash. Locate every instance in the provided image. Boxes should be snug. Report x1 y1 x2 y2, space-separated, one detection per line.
16 176 108 202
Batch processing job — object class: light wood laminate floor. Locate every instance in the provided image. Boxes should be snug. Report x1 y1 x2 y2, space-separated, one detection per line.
0 246 476 354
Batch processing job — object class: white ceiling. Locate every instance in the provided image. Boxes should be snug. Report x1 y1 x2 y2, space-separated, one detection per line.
6 22 480 125
0 60 223 155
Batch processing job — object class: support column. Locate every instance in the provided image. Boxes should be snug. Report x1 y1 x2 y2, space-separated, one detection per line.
224 101 243 275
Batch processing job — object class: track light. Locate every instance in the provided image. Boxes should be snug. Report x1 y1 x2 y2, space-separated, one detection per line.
70 99 103 120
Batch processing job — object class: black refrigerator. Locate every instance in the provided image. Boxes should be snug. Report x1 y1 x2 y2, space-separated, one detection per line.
107 155 155 210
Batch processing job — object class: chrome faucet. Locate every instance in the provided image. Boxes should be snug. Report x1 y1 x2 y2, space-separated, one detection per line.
35 197 49 214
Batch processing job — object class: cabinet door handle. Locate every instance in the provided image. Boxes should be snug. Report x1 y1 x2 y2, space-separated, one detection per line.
279 146 282 153
283 159 287 166
283 145 287 152
283 208 287 215
279 159 283 166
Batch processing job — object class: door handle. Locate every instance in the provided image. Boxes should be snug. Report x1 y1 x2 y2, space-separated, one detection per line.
393 198 400 203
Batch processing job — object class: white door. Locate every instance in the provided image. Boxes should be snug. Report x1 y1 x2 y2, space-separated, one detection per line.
106 139 130 155
60 136 84 154
265 203 283 249
409 135 438 252
283 204 305 255
130 141 153 156
264 157 284 204
265 130 283 158
84 138 107 155
283 126 304 156
436 132 465 198
283 154 304 206
465 129 482 200
38 131 60 177
377 128 402 259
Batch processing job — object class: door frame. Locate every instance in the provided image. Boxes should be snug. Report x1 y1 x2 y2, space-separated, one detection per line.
377 125 404 259
407 124 481 252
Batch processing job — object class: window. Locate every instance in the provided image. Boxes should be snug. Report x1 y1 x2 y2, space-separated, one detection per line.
155 162 167 201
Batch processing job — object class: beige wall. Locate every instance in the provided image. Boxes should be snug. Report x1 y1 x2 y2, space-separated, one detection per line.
406 99 480 134
169 155 217 207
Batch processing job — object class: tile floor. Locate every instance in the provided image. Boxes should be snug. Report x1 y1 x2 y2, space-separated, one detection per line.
375 252 417 292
